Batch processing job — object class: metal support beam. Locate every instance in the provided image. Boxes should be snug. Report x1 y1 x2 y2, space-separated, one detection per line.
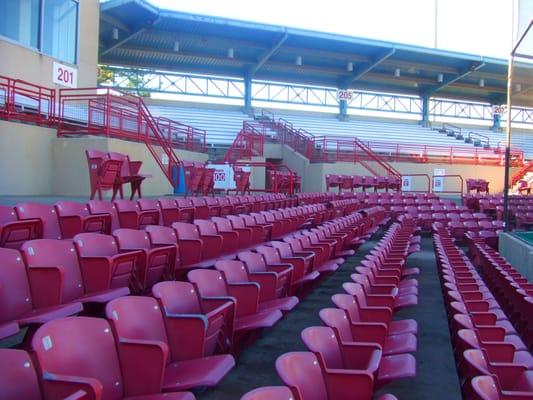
100 14 131 34
425 61 486 96
420 95 430 126
342 47 395 87
249 32 289 76
101 27 147 56
244 73 253 110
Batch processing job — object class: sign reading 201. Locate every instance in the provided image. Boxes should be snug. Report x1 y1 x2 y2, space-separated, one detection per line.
53 62 78 88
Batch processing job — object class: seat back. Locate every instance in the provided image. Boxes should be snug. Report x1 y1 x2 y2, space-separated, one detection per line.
137 198 160 212
188 269 229 298
55 201 90 217
0 349 42 400
32 317 124 400
463 349 491 376
256 245 282 264
86 149 122 193
22 239 85 304
106 296 169 360
108 151 132 177
87 200 120 231
215 260 249 282
145 225 178 246
319 307 354 343
211 217 233 232
152 281 202 315
301 326 343 369
15 203 62 239
0 205 17 224
240 386 295 400
0 248 34 324
74 232 119 257
270 241 294 258
471 376 500 400
194 219 218 235
238 251 266 273
114 228 151 250
172 222 201 240
114 199 139 213
342 282 368 307
275 352 328 400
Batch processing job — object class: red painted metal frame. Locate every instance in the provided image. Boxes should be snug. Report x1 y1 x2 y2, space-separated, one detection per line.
0 75 55 127
511 161 532 187
431 174 464 196
401 173 431 193
223 121 266 163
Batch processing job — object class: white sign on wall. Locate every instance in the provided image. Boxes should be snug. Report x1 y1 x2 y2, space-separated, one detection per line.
53 62 78 88
401 176 412 191
433 169 445 192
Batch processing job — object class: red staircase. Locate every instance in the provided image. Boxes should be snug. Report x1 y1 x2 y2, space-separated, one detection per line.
57 88 183 189
257 110 401 179
223 121 265 163
511 161 532 187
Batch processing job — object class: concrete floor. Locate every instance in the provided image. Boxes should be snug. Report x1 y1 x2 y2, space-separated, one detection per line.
196 232 462 400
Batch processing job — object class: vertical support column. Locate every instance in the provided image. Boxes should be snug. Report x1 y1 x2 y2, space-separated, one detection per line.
338 87 348 121
492 110 501 131
243 74 253 115
420 95 430 126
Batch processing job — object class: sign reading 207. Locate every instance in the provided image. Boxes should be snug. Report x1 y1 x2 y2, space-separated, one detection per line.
53 62 78 88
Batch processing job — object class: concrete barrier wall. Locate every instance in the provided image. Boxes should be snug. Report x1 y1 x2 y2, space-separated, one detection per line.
499 233 533 282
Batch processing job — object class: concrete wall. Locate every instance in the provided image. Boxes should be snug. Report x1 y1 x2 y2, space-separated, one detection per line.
499 233 533 282
0 0 99 87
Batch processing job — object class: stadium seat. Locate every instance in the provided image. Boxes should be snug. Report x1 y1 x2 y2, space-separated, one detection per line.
343 281 418 311
32 317 194 399
0 349 47 400
22 239 130 306
301 326 416 388
15 202 62 240
188 269 282 334
106 296 235 391
195 219 237 254
87 200 120 231
0 247 82 339
152 281 234 356
114 199 160 229
55 201 112 238
113 229 176 291
215 260 298 312
240 386 294 400
108 151 150 199
212 216 253 248
0 204 42 249
175 198 195 223
74 233 140 292
471 375 532 400
238 251 293 298
86 148 122 201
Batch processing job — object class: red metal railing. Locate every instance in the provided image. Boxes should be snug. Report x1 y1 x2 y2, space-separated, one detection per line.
511 161 532 187
0 75 55 126
155 117 207 153
431 174 464 196
223 121 266 163
467 131 491 147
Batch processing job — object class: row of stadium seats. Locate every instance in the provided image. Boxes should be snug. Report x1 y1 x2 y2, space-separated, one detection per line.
241 215 420 399
465 179 490 194
0 207 385 399
325 174 401 192
0 194 295 247
432 225 533 399
471 243 532 349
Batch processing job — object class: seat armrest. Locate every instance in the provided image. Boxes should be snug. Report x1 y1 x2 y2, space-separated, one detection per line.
226 282 260 317
117 338 168 396
27 265 64 307
42 372 102 400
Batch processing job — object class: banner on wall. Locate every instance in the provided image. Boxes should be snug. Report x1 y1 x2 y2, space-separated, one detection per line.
207 164 252 190
401 176 412 191
433 168 445 192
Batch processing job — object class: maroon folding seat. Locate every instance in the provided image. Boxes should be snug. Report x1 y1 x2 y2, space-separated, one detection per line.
190 197 209 220
188 269 282 335
152 281 234 356
86 148 123 200
227 196 248 214
15 202 62 240
0 247 82 339
227 215 263 244
172 222 221 267
73 233 140 292
32 317 194 400
22 239 130 306
113 229 176 291
351 272 418 299
204 196 222 217
284 236 340 274
138 198 163 220
471 375 532 400
329 296 417 354
216 259 298 310
462 349 533 398
238 251 293 298
276 352 397 400
176 198 195 223
256 245 320 289
87 200 120 232
212 216 252 248
252 212 284 239
106 296 235 391
325 174 341 192
114 199 159 229
449 220 467 240
55 201 111 238
0 204 41 249
301 326 416 388
158 197 180 226
240 386 294 400
343 281 417 311
241 214 272 241
108 151 150 200
195 219 237 255
216 197 234 216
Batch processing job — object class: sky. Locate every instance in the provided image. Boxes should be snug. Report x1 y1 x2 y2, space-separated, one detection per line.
147 0 516 59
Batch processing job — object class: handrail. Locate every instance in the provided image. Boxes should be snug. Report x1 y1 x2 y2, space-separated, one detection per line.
431 174 464 196
442 122 462 134
401 174 431 193
511 161 532 186
468 131 490 147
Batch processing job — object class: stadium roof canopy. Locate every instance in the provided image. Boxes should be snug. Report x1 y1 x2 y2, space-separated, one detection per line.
99 0 523 106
